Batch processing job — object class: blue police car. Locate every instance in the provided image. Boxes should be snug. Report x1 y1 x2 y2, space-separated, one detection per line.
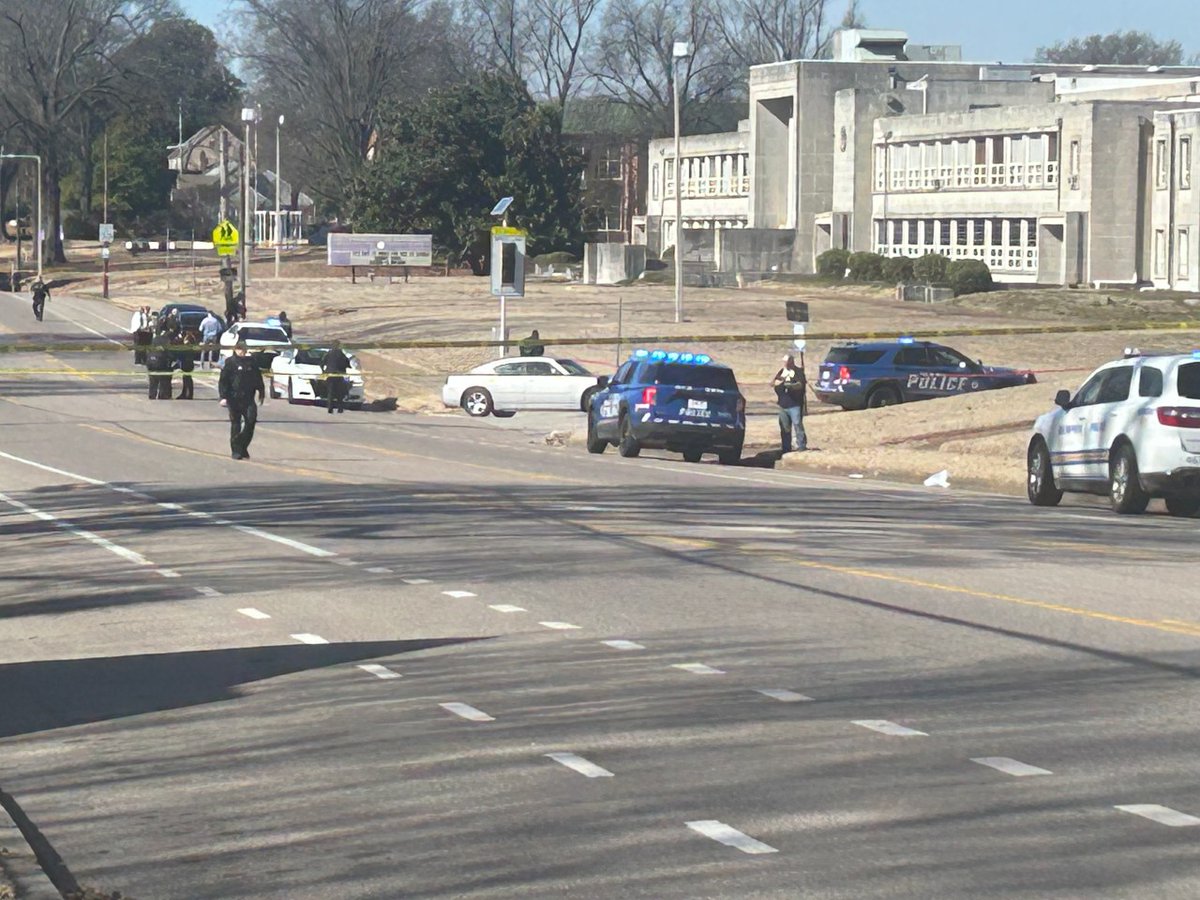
814 338 1036 410
586 349 746 464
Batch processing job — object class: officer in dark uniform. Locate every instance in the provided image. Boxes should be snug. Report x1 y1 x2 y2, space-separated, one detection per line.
519 329 544 357
219 338 265 459
321 340 352 414
175 332 198 399
31 280 49 321
146 333 173 400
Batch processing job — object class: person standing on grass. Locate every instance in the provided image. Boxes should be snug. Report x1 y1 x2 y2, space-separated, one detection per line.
219 339 265 459
771 354 807 453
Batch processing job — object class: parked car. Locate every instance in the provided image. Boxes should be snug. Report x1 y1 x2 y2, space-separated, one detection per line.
218 321 292 368
158 303 223 336
1027 350 1200 515
815 338 1036 409
442 357 605 417
270 347 365 406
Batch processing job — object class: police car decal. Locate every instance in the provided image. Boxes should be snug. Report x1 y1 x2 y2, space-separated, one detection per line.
905 372 973 392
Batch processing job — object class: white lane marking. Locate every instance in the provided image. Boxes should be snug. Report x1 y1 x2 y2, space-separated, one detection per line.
156 502 183 510
0 450 336 558
194 586 223 597
544 752 614 778
853 720 928 737
0 492 154 567
439 702 494 722
442 590 476 598
291 633 329 645
602 639 645 650
717 526 793 534
366 567 393 574
539 621 581 630
358 664 402 679
237 607 272 620
402 578 431 585
156 568 180 578
45 307 124 345
686 820 778 855
673 663 725 675
1115 805 1200 827
756 689 813 702
971 757 1052 777
330 557 358 567
488 604 527 613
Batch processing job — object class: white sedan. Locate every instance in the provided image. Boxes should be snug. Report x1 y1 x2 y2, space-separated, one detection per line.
270 347 365 405
218 322 293 366
442 357 605 417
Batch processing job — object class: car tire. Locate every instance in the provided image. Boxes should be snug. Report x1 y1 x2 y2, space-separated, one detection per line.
682 449 703 463
580 386 598 412
1026 438 1063 507
718 443 743 466
493 410 517 418
586 413 607 454
866 385 901 408
1165 494 1200 517
1109 443 1150 514
462 387 493 417
617 413 641 458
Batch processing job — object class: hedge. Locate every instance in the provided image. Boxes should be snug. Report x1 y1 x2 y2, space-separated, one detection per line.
946 259 993 295
847 251 884 282
815 248 850 277
913 252 949 283
881 256 914 283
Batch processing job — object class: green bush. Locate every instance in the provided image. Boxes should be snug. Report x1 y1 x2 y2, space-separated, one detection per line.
946 259 993 296
881 256 914 283
815 248 850 277
913 252 949 283
847 251 885 282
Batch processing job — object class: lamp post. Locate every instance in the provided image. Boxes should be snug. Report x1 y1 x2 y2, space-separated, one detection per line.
240 106 259 299
1 153 43 285
672 41 690 324
275 114 284 279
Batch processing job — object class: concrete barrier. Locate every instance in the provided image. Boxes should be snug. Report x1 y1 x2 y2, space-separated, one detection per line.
583 243 646 285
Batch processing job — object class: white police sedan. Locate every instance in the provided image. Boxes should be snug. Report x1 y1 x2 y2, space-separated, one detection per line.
442 357 605 417
270 347 365 406
218 321 292 366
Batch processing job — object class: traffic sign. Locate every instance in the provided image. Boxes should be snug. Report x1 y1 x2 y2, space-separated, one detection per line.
98 223 114 244
212 220 239 255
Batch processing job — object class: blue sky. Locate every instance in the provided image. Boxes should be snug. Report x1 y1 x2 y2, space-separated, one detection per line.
182 0 1200 64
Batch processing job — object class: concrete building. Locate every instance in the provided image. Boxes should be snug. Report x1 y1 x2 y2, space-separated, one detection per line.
1150 108 1200 290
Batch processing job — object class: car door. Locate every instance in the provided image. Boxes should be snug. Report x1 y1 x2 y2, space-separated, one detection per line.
489 362 528 408
924 346 978 396
893 346 932 400
1052 368 1111 485
1087 364 1136 477
522 360 564 408
595 361 634 438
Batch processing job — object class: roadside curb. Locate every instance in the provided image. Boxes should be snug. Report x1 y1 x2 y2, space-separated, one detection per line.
0 803 60 900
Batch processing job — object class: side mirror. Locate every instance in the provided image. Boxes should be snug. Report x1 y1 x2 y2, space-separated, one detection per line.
1054 389 1071 409
597 375 610 388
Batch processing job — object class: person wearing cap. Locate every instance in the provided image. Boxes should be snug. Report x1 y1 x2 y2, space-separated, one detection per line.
219 338 265 459
278 311 293 340
321 339 352 414
771 354 807 453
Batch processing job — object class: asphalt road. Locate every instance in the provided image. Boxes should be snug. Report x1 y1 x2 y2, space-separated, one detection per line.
2 289 1199 899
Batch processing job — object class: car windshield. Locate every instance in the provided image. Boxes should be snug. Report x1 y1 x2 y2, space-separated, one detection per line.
555 359 591 376
825 348 886 365
1178 362 1200 399
654 363 738 389
238 327 289 343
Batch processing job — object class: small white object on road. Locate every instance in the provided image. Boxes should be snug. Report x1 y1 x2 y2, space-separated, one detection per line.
755 689 813 702
237 608 271 620
357 664 401 679
194 586 223 597
673 663 725 675
366 567 393 574
923 469 951 488
402 578 431 585
545 752 614 778
440 702 495 722
488 604 527 613
852 720 927 737
330 557 358 567
971 757 1051 777
1115 805 1200 827
156 568 181 578
686 820 778 855
540 621 581 630
848 473 866 479
602 640 645 651
442 590 476 598
291 633 330 645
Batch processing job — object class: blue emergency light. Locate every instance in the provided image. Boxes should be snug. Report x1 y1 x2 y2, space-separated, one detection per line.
650 349 667 361
1193 350 1200 359
631 349 713 364
898 336 915 344
633 349 649 358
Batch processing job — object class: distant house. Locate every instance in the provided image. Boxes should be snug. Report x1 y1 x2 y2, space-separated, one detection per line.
563 98 650 245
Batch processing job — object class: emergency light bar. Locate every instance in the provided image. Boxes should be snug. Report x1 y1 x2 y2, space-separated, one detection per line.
631 349 712 365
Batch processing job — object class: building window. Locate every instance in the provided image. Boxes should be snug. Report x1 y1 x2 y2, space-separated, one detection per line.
1181 136 1192 190
1156 139 1169 190
651 164 659 200
1155 229 1167 278
595 146 621 180
1179 229 1190 278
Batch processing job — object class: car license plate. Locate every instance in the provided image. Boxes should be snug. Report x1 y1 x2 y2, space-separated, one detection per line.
687 399 708 410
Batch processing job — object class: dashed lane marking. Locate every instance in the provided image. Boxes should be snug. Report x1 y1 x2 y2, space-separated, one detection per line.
971 757 1051 777
853 720 928 737
1115 805 1200 827
156 568 181 578
488 604 526 613
673 663 725 675
291 633 329 645
358 664 401 679
330 558 358 567
686 820 778 855
442 590 476 599
439 702 495 722
602 640 645 651
402 578 432 585
544 752 614 778
0 491 154 568
539 621 581 630
194 587 223 597
755 689 813 702
237 608 271 620
366 567 393 574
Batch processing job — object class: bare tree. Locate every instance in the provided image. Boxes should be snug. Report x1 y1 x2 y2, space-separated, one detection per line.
713 0 831 69
0 0 169 263
528 0 600 109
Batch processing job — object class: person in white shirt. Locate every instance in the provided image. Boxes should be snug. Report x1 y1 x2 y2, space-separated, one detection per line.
129 306 152 365
199 310 223 368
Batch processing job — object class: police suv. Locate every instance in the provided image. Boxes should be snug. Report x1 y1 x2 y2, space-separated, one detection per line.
586 349 745 464
1027 350 1200 516
815 338 1036 410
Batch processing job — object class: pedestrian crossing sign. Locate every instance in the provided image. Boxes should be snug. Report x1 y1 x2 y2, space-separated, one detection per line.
212 220 239 255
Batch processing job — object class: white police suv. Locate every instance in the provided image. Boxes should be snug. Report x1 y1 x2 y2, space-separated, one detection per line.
1027 350 1200 515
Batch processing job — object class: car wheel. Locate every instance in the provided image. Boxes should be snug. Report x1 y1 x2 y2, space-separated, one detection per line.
1164 494 1200 517
682 449 703 463
718 443 743 466
1109 444 1150 514
580 386 598 412
1026 438 1063 507
493 410 517 418
617 413 641 458
866 385 901 408
586 412 607 454
462 387 493 417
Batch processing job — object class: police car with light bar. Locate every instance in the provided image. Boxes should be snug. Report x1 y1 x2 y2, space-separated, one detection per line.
815 337 1035 410
586 349 746 464
1028 349 1200 515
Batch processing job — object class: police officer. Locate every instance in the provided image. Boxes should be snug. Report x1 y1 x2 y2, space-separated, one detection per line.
278 311 293 340
321 339 352 414
219 338 265 459
30 279 49 321
146 332 173 400
519 329 544 357
175 332 198 399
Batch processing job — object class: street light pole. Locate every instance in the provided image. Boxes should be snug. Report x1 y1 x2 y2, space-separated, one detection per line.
275 114 284 279
672 41 690 324
240 106 258 300
2 153 43 285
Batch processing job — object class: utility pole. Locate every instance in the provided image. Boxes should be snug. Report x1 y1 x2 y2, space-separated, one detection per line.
240 107 257 300
103 129 109 299
275 114 284 279
672 41 691 324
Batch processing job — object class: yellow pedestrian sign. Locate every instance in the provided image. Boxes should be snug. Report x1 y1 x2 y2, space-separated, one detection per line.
212 220 239 255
